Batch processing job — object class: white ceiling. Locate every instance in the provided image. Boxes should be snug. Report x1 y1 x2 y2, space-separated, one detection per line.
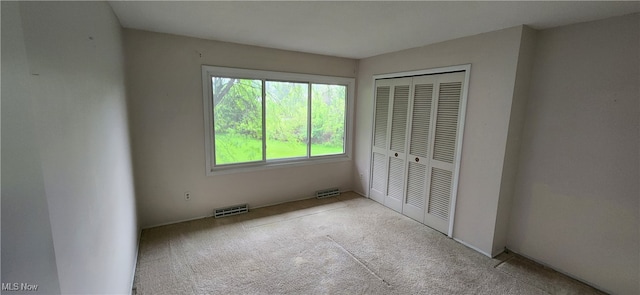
109 1 640 59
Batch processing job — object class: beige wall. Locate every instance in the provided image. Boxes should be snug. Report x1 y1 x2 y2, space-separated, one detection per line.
492 26 537 256
507 14 639 295
1 2 61 293
1 2 138 294
124 29 358 228
355 26 525 256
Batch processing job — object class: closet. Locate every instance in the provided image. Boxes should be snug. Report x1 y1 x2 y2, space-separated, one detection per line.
369 69 467 235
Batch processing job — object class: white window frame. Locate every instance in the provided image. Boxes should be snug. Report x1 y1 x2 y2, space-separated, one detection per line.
202 65 355 176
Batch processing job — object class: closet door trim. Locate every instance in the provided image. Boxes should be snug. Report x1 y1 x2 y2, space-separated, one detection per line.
370 64 471 238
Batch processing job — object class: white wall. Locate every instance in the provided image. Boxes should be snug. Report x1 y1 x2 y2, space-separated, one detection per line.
507 14 639 295
1 2 61 293
1 2 138 294
123 29 358 228
355 26 525 256
492 26 537 255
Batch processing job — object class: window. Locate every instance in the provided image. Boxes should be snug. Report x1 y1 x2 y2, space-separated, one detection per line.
202 66 354 174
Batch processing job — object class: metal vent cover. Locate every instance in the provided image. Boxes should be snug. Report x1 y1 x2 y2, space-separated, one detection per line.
316 188 340 199
214 204 249 218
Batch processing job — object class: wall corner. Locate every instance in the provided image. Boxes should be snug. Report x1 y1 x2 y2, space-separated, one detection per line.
491 25 538 256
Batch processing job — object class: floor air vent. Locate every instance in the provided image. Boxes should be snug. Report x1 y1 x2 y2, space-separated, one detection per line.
214 204 248 218
316 188 340 199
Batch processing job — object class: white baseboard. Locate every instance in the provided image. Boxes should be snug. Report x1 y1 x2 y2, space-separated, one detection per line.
352 190 367 198
130 228 141 295
453 238 493 258
505 248 609 294
143 214 213 229
251 194 317 210
143 189 355 229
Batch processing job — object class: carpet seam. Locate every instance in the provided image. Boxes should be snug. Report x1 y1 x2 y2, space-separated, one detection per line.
325 235 392 288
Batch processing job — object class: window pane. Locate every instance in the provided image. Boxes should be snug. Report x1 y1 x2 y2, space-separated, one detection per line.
213 77 263 165
311 84 346 156
265 81 308 160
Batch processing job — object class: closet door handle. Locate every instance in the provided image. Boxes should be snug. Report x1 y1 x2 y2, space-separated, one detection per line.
415 157 419 162
394 153 398 157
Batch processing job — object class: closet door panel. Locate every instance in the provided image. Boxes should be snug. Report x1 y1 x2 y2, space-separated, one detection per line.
383 79 412 212
369 82 391 203
424 72 465 234
402 76 436 222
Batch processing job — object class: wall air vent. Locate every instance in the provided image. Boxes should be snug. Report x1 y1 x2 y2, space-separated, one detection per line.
316 188 340 199
214 204 249 218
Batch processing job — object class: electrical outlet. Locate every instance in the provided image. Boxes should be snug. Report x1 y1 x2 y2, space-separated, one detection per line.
359 173 364 180
184 192 191 201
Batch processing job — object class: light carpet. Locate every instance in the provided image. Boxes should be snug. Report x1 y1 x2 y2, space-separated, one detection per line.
133 192 604 295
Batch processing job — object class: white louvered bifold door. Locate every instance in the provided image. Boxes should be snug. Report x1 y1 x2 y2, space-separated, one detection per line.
369 81 392 204
383 78 412 213
423 72 465 234
370 70 467 235
402 75 437 222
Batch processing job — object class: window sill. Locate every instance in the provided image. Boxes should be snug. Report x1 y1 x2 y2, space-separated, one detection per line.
206 154 352 176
